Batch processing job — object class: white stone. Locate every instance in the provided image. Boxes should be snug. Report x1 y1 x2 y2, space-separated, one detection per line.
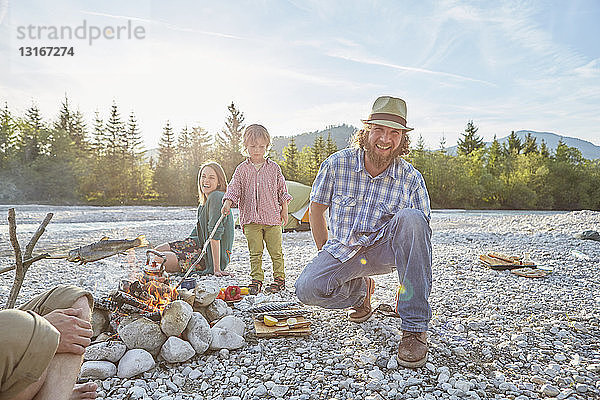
209 327 245 350
213 315 245 337
203 298 232 322
194 280 221 307
118 317 166 355
128 386 146 400
160 336 195 363
189 369 202 379
253 384 267 396
386 356 398 370
91 308 110 338
117 349 156 379
368 368 385 381
183 312 212 354
270 384 289 397
541 384 560 397
161 300 193 337
84 341 127 363
80 360 116 380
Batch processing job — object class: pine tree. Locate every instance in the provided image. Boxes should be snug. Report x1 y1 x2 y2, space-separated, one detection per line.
310 135 326 179
175 125 196 203
125 112 144 158
54 95 86 149
486 135 503 177
414 134 426 152
153 121 178 201
158 121 176 167
324 132 338 157
522 132 537 155
539 140 550 158
438 135 447 153
189 126 212 168
215 102 245 178
91 111 105 155
121 112 147 200
457 120 484 156
105 101 127 158
506 131 524 154
0 102 16 167
281 137 299 181
20 103 46 162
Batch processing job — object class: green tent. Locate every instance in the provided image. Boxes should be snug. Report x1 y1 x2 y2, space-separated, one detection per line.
284 181 311 231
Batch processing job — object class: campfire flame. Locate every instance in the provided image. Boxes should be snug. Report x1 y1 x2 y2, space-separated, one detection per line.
141 279 178 313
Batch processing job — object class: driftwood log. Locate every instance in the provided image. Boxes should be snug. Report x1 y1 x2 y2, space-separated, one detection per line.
3 208 53 309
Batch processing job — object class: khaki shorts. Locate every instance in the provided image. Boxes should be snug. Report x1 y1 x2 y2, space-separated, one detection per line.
0 285 93 400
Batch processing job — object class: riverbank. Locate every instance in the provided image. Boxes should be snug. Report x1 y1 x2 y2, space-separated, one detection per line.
1 208 599 399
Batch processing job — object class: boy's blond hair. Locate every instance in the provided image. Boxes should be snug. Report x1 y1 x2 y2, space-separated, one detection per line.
242 124 271 156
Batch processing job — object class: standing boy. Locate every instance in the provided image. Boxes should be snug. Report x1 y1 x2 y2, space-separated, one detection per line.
222 124 292 294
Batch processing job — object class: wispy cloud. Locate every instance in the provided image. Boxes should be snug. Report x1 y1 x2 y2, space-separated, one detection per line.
574 58 600 78
327 51 497 87
80 10 243 40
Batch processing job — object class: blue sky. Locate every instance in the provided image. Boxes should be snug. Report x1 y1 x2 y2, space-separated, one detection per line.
1 0 599 150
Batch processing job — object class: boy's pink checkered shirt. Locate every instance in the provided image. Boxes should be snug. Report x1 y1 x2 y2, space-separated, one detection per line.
223 158 292 227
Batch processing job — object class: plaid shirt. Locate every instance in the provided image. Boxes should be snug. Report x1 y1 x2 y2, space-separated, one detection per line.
224 158 292 227
311 148 431 262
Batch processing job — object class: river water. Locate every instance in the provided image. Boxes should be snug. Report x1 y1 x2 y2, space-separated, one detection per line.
0 204 568 257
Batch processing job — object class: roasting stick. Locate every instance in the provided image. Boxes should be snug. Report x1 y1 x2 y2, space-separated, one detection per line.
175 214 225 290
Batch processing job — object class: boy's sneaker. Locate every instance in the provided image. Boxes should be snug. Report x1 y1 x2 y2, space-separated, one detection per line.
265 276 285 293
249 279 263 295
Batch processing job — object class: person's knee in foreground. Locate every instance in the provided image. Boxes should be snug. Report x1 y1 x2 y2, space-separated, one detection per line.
295 95 432 368
222 124 292 294
152 161 235 277
0 285 97 400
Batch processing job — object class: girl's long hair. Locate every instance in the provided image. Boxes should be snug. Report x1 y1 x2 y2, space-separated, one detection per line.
197 161 228 205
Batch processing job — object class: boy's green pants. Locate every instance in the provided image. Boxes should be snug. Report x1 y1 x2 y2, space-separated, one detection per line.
243 223 285 282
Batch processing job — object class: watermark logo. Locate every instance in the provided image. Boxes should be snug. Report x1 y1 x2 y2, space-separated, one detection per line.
16 19 146 46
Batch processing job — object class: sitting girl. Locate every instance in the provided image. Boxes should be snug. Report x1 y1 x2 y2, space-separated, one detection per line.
153 161 235 276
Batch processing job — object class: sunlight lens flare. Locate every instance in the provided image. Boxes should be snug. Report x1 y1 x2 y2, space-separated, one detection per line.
395 280 414 303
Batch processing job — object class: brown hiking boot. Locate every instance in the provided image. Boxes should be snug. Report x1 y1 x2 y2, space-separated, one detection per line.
348 277 374 323
397 330 428 368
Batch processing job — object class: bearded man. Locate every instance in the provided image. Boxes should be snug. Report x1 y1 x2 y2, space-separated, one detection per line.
295 96 432 368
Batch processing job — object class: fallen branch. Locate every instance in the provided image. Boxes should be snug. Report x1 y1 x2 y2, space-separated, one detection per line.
4 209 53 309
0 254 51 275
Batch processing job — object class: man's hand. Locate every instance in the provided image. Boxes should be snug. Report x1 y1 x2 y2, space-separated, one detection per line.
309 202 329 250
44 308 93 355
221 199 232 215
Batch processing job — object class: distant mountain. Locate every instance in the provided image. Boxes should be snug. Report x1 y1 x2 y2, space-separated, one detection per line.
271 124 356 157
445 130 600 160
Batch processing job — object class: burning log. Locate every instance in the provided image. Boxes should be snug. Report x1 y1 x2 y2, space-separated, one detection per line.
110 290 154 313
141 311 162 322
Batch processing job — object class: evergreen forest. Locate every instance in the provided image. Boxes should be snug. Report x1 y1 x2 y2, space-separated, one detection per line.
1 99 599 210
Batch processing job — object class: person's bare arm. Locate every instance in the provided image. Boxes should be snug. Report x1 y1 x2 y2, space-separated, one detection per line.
210 239 232 276
309 201 329 250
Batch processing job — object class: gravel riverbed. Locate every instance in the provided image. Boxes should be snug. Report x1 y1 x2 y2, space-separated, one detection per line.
1 206 599 400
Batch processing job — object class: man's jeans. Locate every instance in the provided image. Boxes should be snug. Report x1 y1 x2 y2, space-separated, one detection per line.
295 208 432 332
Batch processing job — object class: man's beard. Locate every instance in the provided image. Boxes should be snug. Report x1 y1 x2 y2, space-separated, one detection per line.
364 140 403 170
